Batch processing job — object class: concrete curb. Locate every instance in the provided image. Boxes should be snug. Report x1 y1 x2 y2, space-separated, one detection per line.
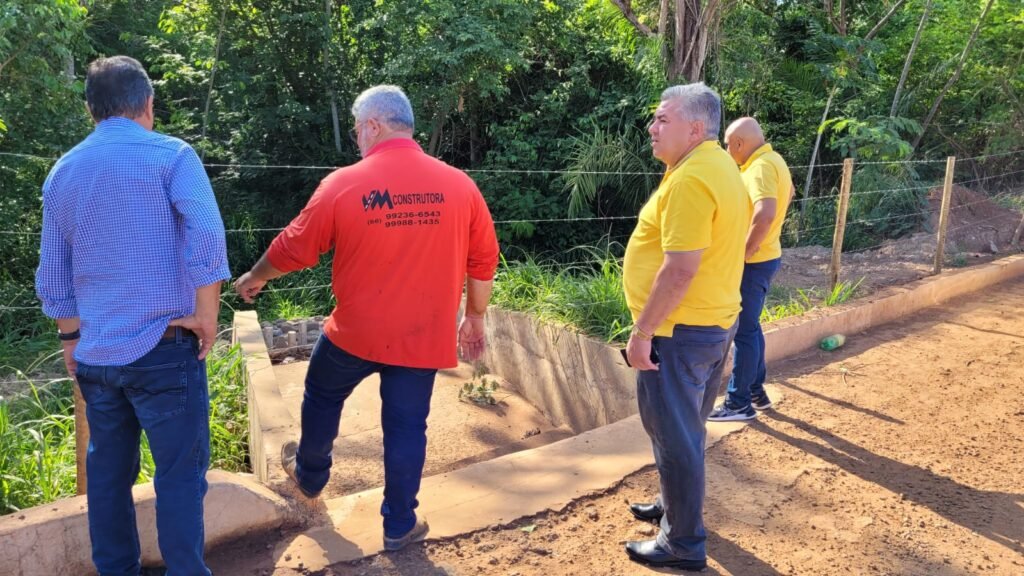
234 310 298 488
0 470 292 576
482 309 636 432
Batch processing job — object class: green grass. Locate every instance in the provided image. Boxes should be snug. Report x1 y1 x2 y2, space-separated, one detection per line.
824 277 865 306
493 247 868 343
0 307 59 374
0 377 77 513
760 278 865 323
761 287 815 323
491 249 632 343
0 340 249 515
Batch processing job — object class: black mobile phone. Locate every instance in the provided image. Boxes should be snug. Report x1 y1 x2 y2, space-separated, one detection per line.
620 345 660 368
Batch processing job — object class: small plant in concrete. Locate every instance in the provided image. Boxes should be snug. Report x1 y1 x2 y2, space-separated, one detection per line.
460 363 500 405
824 277 865 306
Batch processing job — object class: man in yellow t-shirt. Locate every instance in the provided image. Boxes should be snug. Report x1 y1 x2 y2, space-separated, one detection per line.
620 83 749 571
709 117 793 422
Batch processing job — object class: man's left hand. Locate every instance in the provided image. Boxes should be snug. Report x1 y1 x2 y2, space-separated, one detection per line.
626 334 659 371
745 245 759 262
169 313 218 360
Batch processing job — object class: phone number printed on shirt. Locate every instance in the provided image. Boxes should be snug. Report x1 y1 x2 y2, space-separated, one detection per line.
386 211 441 220
384 217 441 228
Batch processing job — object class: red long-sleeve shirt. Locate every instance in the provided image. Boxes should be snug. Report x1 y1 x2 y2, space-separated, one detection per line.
266 138 499 368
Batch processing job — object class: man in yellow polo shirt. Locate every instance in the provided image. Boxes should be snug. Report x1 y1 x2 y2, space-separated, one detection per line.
709 117 794 422
621 83 749 571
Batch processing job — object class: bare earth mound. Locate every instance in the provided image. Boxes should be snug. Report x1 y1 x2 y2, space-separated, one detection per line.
777 184 1022 297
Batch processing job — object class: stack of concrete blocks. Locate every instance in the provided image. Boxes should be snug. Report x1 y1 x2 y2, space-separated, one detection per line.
260 317 324 361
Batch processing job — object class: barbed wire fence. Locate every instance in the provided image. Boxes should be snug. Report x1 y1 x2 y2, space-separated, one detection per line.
1 149 1023 315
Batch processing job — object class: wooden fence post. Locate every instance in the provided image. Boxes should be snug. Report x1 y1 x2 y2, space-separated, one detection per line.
934 156 957 273
74 380 88 495
829 158 854 291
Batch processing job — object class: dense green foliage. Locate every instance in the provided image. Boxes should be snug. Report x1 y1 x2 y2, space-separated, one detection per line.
2 0 1022 331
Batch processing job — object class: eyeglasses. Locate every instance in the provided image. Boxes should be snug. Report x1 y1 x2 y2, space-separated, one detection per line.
348 125 360 144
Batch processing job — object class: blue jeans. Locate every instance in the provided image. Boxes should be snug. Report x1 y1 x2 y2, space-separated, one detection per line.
295 335 437 538
725 258 781 408
75 329 211 576
637 323 735 561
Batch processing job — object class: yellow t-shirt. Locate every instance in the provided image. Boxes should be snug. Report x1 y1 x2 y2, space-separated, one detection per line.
741 143 793 263
623 141 750 333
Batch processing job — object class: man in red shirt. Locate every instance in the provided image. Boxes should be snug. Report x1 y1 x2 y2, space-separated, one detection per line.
234 85 499 551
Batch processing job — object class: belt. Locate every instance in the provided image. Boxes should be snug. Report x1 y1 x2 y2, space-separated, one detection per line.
162 326 196 339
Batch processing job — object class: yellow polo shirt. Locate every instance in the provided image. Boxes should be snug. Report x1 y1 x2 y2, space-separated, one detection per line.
741 143 792 263
622 141 750 333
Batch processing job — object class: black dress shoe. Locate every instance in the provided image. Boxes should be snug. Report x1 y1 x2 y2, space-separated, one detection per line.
625 539 707 571
629 501 664 522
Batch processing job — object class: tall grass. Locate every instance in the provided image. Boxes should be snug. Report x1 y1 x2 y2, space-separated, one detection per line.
207 341 249 472
0 341 249 515
0 377 77 513
491 248 632 343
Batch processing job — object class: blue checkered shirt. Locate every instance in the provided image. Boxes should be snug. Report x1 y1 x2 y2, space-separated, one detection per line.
35 118 231 365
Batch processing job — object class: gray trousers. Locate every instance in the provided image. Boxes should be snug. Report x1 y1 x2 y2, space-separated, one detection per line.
636 322 736 561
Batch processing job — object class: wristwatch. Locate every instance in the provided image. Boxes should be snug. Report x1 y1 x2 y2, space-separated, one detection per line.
58 329 81 341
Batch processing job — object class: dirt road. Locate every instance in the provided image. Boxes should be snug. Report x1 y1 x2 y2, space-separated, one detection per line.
211 279 1024 576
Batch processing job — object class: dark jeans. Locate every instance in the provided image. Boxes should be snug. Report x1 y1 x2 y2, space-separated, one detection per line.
637 322 736 561
726 258 781 408
295 335 437 538
75 329 211 576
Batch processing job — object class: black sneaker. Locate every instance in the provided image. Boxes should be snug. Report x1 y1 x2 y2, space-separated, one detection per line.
751 392 773 411
708 402 757 422
281 441 321 499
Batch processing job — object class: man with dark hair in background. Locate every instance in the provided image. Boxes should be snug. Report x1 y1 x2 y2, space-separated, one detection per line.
36 55 229 575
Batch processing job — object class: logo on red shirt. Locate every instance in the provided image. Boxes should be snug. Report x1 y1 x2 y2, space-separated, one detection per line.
362 189 394 211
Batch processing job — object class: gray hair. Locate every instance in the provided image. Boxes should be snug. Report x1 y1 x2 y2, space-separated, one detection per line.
85 56 154 121
660 83 721 139
351 85 415 131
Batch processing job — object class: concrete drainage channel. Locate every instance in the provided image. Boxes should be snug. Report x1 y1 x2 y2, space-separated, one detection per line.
2 254 1023 574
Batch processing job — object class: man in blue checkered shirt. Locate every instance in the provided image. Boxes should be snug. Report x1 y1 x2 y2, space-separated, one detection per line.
35 56 230 576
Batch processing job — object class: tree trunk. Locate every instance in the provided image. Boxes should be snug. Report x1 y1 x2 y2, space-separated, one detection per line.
912 0 995 151
864 0 909 42
801 87 837 222
659 0 671 70
470 118 480 165
890 0 932 118
611 0 721 84
672 0 717 82
324 0 342 154
427 103 449 157
200 6 228 160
